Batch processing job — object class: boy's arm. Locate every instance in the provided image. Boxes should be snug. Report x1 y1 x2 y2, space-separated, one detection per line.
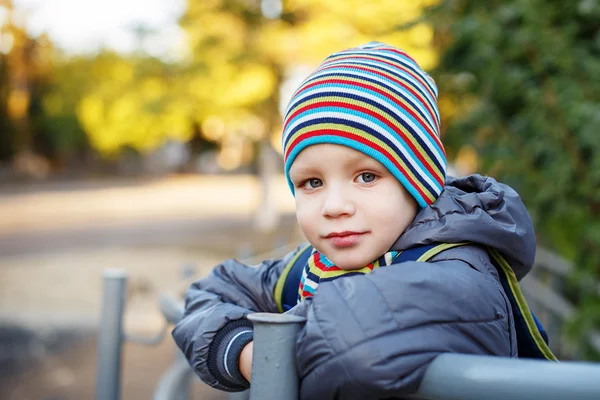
172 245 303 392
292 245 513 400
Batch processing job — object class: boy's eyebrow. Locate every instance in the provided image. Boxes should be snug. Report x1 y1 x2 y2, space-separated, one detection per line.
344 155 383 170
288 165 321 178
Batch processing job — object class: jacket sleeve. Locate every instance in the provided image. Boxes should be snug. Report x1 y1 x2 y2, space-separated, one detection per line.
292 247 513 400
172 245 304 392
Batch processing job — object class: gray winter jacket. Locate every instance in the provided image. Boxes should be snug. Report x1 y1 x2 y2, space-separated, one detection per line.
172 174 536 399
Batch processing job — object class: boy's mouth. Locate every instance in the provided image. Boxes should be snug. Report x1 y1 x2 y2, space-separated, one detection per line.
323 231 367 248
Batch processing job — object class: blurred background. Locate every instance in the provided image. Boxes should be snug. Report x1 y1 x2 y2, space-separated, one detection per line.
0 0 599 398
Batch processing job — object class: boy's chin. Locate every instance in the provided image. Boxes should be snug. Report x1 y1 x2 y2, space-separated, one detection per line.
327 253 374 271
318 242 382 270
336 263 368 271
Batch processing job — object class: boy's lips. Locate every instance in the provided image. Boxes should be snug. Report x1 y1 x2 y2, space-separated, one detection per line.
323 231 368 248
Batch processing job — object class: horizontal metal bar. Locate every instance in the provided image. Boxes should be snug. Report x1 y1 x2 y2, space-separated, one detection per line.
159 294 185 324
125 322 169 346
587 332 600 354
153 354 193 400
520 275 575 319
413 354 600 400
533 248 573 276
521 276 600 354
533 248 600 296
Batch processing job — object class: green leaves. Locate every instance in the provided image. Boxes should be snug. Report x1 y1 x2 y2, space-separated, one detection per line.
428 0 600 358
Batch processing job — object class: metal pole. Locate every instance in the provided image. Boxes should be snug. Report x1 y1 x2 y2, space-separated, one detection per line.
175 265 193 400
174 350 191 400
153 351 194 400
413 353 600 400
229 391 250 400
96 269 128 400
247 313 306 400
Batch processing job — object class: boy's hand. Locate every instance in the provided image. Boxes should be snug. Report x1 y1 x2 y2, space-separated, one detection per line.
239 341 253 382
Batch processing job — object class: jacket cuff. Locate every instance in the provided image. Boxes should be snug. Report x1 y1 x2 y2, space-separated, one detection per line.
207 318 254 391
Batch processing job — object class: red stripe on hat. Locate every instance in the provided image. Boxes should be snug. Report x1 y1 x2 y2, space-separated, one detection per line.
381 47 419 67
285 99 443 186
322 60 440 135
293 63 442 147
322 53 437 108
286 75 435 139
284 75 443 159
286 129 432 203
285 76 443 157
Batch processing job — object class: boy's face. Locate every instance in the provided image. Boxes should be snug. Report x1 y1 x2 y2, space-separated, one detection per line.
289 144 418 270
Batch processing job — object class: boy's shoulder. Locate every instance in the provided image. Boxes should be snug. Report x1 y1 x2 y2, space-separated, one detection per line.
275 241 497 313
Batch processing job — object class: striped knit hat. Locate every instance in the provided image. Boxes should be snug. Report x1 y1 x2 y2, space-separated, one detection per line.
282 42 446 208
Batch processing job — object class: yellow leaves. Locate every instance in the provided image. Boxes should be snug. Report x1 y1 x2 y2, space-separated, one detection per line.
76 61 192 156
383 23 438 70
219 63 276 108
455 145 480 176
141 78 166 101
186 0 223 16
201 111 265 170
78 95 104 129
7 89 29 119
109 95 136 123
0 32 14 54
202 111 266 142
438 95 458 122
184 62 276 122
184 11 247 62
270 123 284 154
292 19 359 63
64 0 442 162
202 116 226 141
253 0 439 71
255 20 296 64
408 23 434 47
111 62 134 83
292 0 425 35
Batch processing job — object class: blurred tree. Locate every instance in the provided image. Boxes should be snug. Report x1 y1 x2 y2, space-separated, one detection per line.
34 52 95 169
0 0 12 161
0 0 84 176
426 0 600 357
75 52 193 157
0 0 27 162
178 0 439 170
4 0 442 172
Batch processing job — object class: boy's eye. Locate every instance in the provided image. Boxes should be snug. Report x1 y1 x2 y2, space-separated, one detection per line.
303 178 323 189
357 172 377 184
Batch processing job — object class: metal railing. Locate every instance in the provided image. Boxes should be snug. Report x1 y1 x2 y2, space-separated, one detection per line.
96 269 192 400
411 353 600 400
521 247 600 357
96 245 600 400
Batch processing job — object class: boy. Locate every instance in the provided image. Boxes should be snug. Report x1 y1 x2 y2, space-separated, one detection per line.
173 42 539 399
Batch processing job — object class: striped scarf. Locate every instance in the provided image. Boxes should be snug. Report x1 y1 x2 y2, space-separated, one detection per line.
298 248 399 303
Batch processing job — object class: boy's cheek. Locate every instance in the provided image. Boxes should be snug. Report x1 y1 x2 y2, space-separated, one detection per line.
295 205 318 236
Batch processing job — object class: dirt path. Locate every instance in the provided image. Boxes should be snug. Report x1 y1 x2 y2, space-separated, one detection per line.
2 334 228 400
0 174 302 399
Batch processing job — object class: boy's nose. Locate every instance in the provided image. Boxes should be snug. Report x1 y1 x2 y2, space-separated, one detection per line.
321 188 355 218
